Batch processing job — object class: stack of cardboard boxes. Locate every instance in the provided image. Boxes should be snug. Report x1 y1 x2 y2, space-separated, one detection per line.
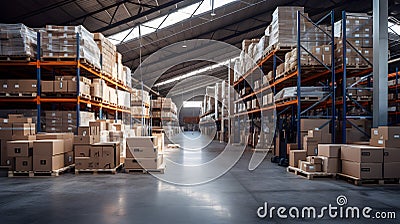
0 114 36 169
93 33 116 78
125 136 163 170
0 80 37 95
341 145 383 179
74 120 123 170
0 23 37 58
41 76 91 97
44 111 94 133
317 144 342 173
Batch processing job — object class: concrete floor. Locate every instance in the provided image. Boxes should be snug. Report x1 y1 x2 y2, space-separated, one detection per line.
0 132 399 223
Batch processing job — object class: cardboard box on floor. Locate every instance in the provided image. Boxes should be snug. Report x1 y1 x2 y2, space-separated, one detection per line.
318 144 343 158
75 145 90 157
341 145 383 163
33 154 64 172
384 162 400 178
383 148 400 162
299 161 322 172
303 136 318 156
15 156 32 171
125 154 163 170
341 160 382 179
7 140 33 157
75 157 99 169
33 140 64 156
289 150 307 167
319 156 341 173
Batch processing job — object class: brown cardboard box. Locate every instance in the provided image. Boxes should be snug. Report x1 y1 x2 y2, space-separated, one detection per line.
90 145 102 158
134 155 164 170
41 81 54 93
33 140 64 156
318 144 342 158
75 145 90 157
12 135 36 141
98 143 121 169
78 127 90 136
126 146 157 158
73 135 94 145
75 157 91 169
307 130 331 143
307 156 323 164
0 139 9 166
341 160 382 179
341 145 383 163
54 80 68 93
89 120 107 136
300 161 322 172
15 156 32 171
8 114 32 123
303 137 318 156
12 123 33 136
64 151 74 166
33 154 64 171
7 140 33 157
371 128 379 138
300 119 330 132
383 148 400 163
321 156 341 173
289 150 307 167
384 162 400 178
286 143 299 154
377 126 400 140
0 123 13 140
370 137 399 148
124 158 142 169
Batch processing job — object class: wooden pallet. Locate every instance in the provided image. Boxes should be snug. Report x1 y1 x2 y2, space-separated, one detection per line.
92 96 102 102
8 164 75 177
0 55 32 62
41 56 76 61
79 93 91 100
0 92 37 97
336 173 400 186
287 166 336 180
124 166 165 174
167 144 180 148
75 163 123 175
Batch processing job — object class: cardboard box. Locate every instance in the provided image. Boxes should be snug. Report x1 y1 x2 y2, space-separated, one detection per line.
300 161 322 172
384 162 400 178
377 126 400 140
341 145 383 163
321 157 341 173
99 144 121 169
341 160 382 179
54 80 68 93
124 158 142 169
383 148 400 163
75 157 92 169
307 156 323 164
33 140 64 156
12 135 36 141
90 145 102 158
286 143 299 154
7 140 33 157
64 151 74 166
41 81 54 92
371 128 379 138
0 123 13 140
8 114 32 123
78 126 90 136
129 155 164 170
12 123 34 136
75 145 90 157
289 150 307 167
74 135 95 145
303 137 318 156
15 156 32 171
318 144 343 158
370 137 399 148
33 154 64 171
1 139 9 166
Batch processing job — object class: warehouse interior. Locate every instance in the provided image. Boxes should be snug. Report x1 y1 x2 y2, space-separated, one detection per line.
0 0 400 223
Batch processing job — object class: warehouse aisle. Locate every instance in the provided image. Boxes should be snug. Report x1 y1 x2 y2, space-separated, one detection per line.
0 139 399 223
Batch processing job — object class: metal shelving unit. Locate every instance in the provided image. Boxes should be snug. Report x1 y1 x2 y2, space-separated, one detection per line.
0 32 132 133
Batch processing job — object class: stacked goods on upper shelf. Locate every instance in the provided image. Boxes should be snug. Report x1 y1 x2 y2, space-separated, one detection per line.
274 86 329 103
44 111 94 133
93 33 116 78
334 14 373 67
123 66 132 88
125 136 163 170
41 76 91 98
269 7 305 48
0 79 37 96
117 89 131 109
41 25 101 69
0 114 36 169
0 23 37 58
131 88 150 117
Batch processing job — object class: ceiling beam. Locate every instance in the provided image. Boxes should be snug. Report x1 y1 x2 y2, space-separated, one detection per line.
94 0 188 33
12 0 76 21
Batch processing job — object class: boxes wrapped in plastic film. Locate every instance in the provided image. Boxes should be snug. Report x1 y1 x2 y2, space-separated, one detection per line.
41 25 101 69
0 23 37 57
274 86 329 102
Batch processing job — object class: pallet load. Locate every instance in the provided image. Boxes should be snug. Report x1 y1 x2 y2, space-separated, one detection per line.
75 142 121 173
36 133 74 168
44 111 94 133
0 79 37 96
317 144 343 173
369 126 400 179
93 33 116 78
0 23 37 59
340 145 383 179
41 76 91 99
125 136 164 172
274 87 328 103
41 25 101 69
334 14 373 67
0 114 36 170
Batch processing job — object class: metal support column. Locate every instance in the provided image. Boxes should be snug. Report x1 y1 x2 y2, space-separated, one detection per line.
296 11 302 149
342 11 347 143
373 0 388 127
76 33 81 134
36 32 41 133
331 10 336 143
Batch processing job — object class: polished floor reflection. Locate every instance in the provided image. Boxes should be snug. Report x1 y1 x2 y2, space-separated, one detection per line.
0 135 399 223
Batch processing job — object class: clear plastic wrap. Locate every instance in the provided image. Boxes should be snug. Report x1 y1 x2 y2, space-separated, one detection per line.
41 25 101 69
0 23 37 57
269 7 305 47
